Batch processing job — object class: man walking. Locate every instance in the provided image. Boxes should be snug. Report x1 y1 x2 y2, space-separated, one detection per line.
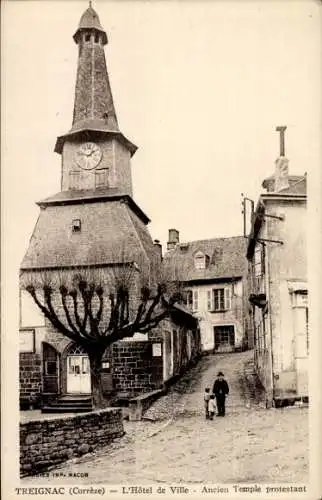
213 371 229 416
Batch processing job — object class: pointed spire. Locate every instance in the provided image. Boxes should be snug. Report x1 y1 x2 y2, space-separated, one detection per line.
54 5 137 156
72 4 119 130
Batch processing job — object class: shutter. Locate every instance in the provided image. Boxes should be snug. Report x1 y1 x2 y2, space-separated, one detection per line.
224 287 231 310
207 290 212 311
193 290 199 311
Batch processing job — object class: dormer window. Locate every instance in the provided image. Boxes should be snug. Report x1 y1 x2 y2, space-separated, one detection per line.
72 219 81 233
194 251 209 270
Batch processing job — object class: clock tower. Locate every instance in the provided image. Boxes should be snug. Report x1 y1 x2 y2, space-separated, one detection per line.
55 4 136 196
21 4 156 271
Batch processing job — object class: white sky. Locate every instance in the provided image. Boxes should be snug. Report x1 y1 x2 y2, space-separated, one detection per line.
2 0 321 270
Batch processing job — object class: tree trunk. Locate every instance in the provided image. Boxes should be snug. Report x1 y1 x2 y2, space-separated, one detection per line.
87 349 106 409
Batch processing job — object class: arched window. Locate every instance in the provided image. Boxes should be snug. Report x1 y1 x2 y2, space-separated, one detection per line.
67 344 87 355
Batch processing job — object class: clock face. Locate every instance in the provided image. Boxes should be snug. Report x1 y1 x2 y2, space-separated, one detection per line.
75 142 102 170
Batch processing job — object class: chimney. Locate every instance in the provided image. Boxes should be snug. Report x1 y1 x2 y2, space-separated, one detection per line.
153 239 162 261
167 229 180 250
274 126 289 192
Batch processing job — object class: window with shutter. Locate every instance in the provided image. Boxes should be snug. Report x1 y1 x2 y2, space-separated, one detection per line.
224 287 232 310
193 290 199 311
95 168 108 188
207 290 212 310
69 171 80 190
213 289 225 311
184 290 193 310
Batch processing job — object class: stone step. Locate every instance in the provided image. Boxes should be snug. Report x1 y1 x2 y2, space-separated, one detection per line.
55 399 92 406
41 405 93 413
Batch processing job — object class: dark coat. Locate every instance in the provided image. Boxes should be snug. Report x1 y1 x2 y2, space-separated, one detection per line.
213 379 229 397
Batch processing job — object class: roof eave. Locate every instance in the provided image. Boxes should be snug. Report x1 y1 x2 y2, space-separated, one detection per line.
260 193 307 201
37 193 150 225
182 275 244 285
73 27 108 45
54 129 138 156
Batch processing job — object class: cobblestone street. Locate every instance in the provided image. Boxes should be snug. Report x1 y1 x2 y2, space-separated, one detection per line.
22 351 308 484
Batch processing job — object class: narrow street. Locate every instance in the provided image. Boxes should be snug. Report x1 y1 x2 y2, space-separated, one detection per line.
22 351 308 484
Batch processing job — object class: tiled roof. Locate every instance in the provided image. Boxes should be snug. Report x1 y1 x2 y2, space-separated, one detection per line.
163 236 247 282
20 200 155 270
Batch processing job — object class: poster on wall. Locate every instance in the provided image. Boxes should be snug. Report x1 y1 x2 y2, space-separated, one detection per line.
152 343 162 357
19 329 35 353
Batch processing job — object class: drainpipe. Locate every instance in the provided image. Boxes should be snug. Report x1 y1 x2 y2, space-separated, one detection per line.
266 243 275 408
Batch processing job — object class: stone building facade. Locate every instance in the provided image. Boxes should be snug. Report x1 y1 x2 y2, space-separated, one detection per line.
19 5 199 410
164 232 250 353
246 148 308 405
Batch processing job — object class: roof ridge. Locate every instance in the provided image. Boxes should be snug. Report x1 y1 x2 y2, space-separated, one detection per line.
181 235 245 244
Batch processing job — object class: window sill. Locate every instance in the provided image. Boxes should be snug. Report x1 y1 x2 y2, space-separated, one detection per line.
208 309 230 313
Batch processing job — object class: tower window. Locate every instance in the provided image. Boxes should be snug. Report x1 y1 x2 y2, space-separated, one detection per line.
95 169 108 188
69 171 80 190
72 219 81 233
95 33 100 43
85 33 91 42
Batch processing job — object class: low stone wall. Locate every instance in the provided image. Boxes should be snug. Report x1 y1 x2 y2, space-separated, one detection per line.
128 388 165 421
20 409 124 477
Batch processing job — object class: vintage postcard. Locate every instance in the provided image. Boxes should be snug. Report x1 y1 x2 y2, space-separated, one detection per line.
2 0 322 499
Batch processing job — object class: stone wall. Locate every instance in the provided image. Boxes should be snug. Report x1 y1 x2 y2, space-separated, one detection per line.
20 408 124 477
112 341 157 395
19 353 42 409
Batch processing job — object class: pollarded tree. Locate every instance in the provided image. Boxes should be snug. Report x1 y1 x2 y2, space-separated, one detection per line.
21 250 185 408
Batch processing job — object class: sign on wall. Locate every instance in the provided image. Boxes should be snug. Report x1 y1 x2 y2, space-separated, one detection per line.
152 343 162 357
20 290 45 327
19 329 35 353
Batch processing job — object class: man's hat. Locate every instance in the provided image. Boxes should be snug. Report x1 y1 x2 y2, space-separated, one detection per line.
217 371 224 376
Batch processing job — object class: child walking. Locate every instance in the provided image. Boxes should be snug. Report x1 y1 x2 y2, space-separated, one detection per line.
208 394 216 420
204 387 211 419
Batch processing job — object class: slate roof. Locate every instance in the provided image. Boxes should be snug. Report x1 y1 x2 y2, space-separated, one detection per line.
163 236 248 283
37 190 150 224
73 6 108 44
38 187 122 204
20 199 155 270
